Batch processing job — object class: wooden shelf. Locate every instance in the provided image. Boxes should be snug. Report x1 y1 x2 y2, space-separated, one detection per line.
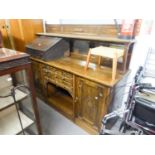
0 86 28 110
48 91 73 118
0 105 34 135
37 32 135 43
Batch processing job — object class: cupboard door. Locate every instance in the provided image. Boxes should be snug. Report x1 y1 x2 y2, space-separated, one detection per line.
0 19 14 49
76 78 105 130
9 19 43 52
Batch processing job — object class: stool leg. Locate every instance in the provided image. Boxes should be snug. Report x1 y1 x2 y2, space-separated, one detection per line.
85 49 91 71
112 53 118 82
98 56 101 66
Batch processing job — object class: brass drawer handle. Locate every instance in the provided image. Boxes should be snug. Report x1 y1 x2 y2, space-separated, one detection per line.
95 96 99 100
99 93 103 97
74 97 78 102
43 69 47 72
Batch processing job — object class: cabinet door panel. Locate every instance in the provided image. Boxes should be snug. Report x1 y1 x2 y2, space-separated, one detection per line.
0 20 13 49
77 78 104 129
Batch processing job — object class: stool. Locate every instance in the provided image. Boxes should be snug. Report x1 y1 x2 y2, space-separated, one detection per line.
85 46 124 82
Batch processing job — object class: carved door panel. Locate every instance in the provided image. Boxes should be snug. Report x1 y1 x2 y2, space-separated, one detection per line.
76 78 105 129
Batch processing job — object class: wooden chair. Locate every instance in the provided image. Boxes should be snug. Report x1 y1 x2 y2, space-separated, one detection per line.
85 46 124 82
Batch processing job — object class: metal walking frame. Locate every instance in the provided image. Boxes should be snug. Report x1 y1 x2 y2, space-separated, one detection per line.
100 66 155 135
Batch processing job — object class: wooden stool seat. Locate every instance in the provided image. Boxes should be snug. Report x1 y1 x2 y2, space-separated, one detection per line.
85 46 124 82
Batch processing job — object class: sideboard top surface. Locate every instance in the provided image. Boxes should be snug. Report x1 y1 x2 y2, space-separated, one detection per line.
31 57 129 87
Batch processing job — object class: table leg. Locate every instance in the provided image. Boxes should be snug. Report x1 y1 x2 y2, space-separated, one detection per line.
25 64 42 135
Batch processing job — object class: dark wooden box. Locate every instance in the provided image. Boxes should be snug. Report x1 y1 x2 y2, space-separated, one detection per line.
26 36 70 61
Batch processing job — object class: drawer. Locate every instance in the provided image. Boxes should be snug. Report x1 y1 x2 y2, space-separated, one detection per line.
56 78 72 87
42 65 74 94
55 79 73 94
63 71 73 79
55 70 63 76
42 67 54 77
43 66 73 78
62 72 73 83
44 74 73 87
42 66 50 74
55 75 73 86
55 74 73 82
62 80 73 87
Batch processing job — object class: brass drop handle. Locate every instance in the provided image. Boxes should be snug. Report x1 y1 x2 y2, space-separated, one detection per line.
79 84 82 88
95 96 98 100
55 72 58 77
99 93 103 97
74 97 78 102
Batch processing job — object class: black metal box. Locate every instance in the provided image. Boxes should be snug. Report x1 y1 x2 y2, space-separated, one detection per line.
26 36 70 61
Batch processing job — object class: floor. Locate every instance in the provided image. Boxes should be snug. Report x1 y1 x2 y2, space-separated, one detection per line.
37 98 88 135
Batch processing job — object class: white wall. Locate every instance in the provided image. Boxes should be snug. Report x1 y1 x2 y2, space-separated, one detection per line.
129 20 155 74
121 20 155 108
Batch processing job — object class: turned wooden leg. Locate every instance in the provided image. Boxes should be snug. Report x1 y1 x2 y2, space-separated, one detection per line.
85 49 91 71
112 52 118 82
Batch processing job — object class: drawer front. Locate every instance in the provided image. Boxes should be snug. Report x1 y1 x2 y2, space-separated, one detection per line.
42 65 73 95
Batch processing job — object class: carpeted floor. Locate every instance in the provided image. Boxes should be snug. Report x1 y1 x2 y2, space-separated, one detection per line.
37 98 88 135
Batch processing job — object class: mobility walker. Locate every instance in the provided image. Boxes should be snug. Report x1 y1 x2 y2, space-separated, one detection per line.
100 66 155 135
